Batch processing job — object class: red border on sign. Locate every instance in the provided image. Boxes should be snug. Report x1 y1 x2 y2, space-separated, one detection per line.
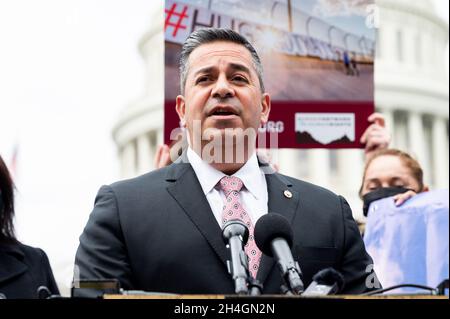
164 100 374 149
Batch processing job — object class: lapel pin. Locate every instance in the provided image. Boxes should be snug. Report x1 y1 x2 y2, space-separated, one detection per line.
284 190 293 199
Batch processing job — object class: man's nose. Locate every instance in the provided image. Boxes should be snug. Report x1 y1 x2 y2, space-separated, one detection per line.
211 75 234 99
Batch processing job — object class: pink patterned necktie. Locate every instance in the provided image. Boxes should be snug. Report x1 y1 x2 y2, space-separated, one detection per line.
219 176 262 279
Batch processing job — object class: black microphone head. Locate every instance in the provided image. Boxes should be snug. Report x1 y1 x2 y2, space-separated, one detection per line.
222 219 249 245
312 268 345 293
254 213 294 257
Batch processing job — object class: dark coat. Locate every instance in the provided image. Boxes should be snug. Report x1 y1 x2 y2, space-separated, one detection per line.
0 242 59 299
75 160 378 295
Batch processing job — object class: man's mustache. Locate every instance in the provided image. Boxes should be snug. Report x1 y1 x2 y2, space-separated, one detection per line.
205 98 242 116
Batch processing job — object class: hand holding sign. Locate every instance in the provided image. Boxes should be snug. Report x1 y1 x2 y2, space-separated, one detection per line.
360 113 391 160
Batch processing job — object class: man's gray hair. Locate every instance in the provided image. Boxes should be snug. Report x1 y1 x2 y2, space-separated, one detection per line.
179 28 265 95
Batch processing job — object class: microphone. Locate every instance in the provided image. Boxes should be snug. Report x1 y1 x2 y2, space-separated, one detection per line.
254 213 304 294
222 219 250 295
37 286 52 299
302 268 345 296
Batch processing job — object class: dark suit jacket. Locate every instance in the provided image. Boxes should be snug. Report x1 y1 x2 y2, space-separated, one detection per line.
75 160 378 295
0 242 59 299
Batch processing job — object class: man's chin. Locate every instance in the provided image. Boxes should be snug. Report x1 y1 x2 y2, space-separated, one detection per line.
200 126 257 145
203 124 243 135
201 128 230 144
205 117 242 129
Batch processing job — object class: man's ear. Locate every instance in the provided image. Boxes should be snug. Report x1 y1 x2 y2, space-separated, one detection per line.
176 95 186 127
260 93 271 125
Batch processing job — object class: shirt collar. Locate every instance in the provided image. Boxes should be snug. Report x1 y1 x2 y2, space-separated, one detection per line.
187 147 225 196
233 152 263 200
187 147 263 199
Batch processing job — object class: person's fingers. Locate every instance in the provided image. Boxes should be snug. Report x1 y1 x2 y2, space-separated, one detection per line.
154 144 172 169
154 145 165 168
364 136 391 157
372 129 391 145
368 112 386 127
360 130 368 144
365 138 382 153
363 113 391 155
361 123 385 142
365 135 388 148
363 113 387 143
360 123 376 143
363 124 391 150
272 162 280 173
393 190 417 206
160 145 172 168
368 130 390 142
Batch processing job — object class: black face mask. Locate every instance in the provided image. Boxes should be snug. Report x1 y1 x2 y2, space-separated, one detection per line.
362 187 412 217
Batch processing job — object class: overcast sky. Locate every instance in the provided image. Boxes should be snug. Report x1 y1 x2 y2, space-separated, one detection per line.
0 0 448 295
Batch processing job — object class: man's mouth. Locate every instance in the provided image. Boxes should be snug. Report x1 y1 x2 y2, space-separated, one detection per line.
208 106 239 118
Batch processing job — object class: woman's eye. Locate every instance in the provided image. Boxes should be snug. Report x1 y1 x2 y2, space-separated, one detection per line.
366 183 380 191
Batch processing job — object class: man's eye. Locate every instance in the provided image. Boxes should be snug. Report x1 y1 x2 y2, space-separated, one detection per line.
232 75 248 83
196 76 210 84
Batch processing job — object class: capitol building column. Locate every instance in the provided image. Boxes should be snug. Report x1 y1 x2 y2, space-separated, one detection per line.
432 116 449 189
379 106 395 147
307 150 330 188
137 133 153 174
121 142 136 178
277 149 300 178
407 111 430 183
337 149 364 218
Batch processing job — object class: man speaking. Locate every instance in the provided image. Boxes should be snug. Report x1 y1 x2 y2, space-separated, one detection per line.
75 28 378 294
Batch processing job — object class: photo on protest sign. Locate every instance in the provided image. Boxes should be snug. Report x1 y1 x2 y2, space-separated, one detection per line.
164 0 375 148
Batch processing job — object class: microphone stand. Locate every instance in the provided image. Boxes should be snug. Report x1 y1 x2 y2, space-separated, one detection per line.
247 274 263 296
286 263 304 294
222 220 264 296
277 259 304 295
280 284 294 295
226 235 250 295
228 241 263 296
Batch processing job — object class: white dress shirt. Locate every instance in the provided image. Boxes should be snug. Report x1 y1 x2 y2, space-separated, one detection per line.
187 147 268 227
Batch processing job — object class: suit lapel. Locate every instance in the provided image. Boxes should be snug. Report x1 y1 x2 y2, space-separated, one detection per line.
256 172 300 285
164 157 301 288
165 162 229 268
